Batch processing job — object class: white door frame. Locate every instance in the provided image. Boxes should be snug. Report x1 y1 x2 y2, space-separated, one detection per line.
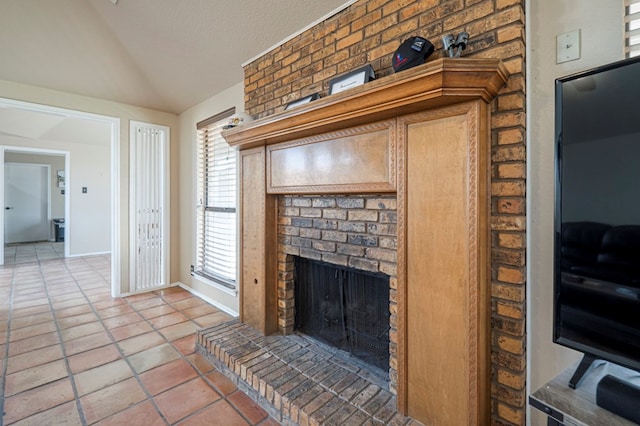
0 97 121 297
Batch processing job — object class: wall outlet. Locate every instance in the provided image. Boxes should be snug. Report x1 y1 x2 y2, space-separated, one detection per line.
82 187 87 193
557 30 580 64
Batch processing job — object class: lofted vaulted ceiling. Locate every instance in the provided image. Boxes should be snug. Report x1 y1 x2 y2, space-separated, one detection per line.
0 0 350 114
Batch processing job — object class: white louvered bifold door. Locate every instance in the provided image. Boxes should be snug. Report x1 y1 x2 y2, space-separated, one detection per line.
130 121 170 293
626 0 640 57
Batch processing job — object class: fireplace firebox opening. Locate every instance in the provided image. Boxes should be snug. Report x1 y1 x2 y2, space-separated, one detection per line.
294 256 390 373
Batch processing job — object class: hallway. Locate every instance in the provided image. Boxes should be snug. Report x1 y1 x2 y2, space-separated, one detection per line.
0 254 277 425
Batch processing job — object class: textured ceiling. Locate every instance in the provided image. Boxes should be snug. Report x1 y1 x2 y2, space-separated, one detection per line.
0 0 350 114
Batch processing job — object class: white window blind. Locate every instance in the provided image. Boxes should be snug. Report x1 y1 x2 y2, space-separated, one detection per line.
195 108 237 288
626 0 640 57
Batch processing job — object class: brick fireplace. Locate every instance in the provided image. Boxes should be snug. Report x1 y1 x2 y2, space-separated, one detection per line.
238 1 527 424
199 193 405 424
216 59 509 425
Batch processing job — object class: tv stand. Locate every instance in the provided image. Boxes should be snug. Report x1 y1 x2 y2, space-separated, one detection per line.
530 361 639 426
568 353 597 389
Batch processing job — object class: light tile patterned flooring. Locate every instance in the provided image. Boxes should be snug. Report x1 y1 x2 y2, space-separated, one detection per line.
4 242 66 265
0 253 279 425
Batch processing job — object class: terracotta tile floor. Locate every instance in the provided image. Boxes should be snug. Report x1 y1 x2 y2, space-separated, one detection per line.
0 254 280 425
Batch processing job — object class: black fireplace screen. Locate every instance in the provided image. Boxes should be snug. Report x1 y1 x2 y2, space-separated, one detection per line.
294 257 390 371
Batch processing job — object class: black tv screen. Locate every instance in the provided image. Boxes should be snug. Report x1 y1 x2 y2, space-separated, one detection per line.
554 56 640 374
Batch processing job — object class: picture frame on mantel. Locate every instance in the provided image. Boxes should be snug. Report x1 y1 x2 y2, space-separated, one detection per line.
329 64 375 95
285 92 320 110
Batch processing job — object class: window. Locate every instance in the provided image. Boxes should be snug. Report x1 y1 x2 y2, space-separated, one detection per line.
626 0 640 57
195 108 237 289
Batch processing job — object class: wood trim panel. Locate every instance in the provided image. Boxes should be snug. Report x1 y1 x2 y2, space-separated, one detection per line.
239 147 278 334
266 120 396 194
223 58 508 149
396 101 490 425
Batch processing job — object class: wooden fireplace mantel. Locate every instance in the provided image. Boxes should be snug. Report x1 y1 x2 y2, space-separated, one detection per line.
227 58 509 426
222 58 508 149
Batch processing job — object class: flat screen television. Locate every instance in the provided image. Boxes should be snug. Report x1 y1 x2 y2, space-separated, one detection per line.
554 56 640 386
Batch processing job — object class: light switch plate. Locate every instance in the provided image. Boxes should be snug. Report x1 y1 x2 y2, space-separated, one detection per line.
557 30 580 64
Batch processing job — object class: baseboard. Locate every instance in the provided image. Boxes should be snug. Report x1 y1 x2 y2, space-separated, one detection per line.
175 281 239 317
66 250 111 258
118 281 239 318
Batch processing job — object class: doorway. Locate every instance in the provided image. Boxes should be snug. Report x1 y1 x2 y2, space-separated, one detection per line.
0 97 120 296
3 150 67 265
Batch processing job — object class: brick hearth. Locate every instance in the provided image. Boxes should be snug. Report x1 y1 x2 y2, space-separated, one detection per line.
196 320 418 425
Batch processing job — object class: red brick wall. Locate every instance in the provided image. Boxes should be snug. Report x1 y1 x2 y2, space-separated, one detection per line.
243 1 527 424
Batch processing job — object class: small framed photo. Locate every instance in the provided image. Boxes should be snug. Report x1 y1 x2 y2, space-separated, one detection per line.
329 64 376 95
285 93 320 110
56 170 65 188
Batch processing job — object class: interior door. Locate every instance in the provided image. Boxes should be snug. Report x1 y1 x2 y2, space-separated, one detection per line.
4 163 50 244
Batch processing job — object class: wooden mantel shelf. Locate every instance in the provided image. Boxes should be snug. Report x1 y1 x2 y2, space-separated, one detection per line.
223 58 508 149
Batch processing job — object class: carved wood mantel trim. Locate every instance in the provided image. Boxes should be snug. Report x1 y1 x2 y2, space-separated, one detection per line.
266 119 397 194
222 58 508 149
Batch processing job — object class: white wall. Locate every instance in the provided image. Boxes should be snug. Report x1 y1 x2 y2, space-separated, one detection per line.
0 79 178 294
178 82 244 315
527 0 624 423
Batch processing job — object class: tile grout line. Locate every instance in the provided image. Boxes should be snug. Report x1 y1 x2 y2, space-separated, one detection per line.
121 291 260 425
159 298 279 426
2 256 273 426
130 291 279 425
40 258 91 426
4 259 92 423
69 271 238 425
63 256 173 426
0 264 18 426
57 272 200 425
4 242 66 267
1 257 158 425
3 258 107 418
